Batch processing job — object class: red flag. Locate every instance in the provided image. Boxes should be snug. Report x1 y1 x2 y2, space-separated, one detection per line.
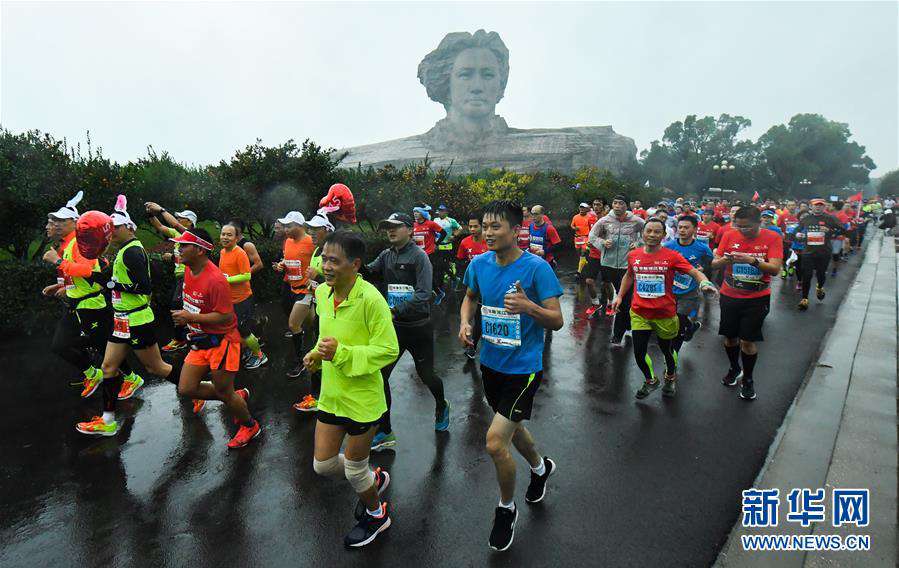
847 191 863 202
752 191 760 202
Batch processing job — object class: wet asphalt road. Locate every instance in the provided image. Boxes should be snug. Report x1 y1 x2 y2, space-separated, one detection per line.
0 249 864 567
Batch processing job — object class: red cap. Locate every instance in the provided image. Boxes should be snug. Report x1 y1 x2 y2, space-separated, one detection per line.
810 198 826 206
170 230 214 251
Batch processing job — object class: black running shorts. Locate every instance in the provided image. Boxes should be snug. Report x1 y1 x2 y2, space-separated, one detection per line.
316 411 382 436
108 322 158 350
481 365 543 422
717 294 770 342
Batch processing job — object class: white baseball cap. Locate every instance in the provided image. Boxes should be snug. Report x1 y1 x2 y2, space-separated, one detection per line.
277 211 306 225
579 202 589 208
174 210 198 225
305 214 334 231
48 190 84 221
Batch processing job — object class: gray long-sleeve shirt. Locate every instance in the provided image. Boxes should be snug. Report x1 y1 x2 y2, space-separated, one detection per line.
366 240 432 327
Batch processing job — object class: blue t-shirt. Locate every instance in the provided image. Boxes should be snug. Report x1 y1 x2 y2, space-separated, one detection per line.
463 250 563 375
664 238 713 295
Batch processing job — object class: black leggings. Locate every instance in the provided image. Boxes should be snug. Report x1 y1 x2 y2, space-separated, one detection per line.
632 330 677 382
432 251 452 292
379 321 445 433
171 277 187 341
52 307 132 376
800 252 830 298
604 268 632 338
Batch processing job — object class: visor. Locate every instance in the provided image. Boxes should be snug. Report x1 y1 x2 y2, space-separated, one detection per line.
170 230 214 251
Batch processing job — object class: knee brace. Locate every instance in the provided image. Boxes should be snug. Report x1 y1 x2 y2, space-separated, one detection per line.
344 457 375 493
312 454 345 479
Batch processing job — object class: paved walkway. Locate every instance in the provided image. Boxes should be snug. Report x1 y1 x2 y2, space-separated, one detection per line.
717 232 897 567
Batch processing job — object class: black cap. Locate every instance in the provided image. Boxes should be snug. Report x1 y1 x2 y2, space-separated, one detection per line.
378 212 414 229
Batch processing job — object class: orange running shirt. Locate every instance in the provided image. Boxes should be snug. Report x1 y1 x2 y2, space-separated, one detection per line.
570 213 594 250
283 234 315 294
218 245 252 304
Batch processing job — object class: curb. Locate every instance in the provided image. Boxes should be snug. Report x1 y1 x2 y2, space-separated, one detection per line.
715 231 897 567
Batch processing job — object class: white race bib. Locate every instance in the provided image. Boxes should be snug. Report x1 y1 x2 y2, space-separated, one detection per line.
183 299 202 334
635 273 665 298
284 259 303 281
806 231 825 246
481 305 521 348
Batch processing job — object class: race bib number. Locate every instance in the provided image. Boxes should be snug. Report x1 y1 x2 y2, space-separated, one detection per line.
732 263 762 283
673 272 694 291
806 231 825 246
635 273 665 298
284 259 303 281
481 305 521 348
111 289 122 307
112 312 130 339
413 234 425 249
696 234 709 244
183 299 202 334
387 284 414 309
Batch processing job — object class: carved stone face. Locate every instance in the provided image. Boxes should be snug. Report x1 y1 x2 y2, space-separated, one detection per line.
449 47 501 119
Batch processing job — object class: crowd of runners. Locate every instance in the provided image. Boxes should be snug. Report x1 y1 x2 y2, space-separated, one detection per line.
41 184 894 550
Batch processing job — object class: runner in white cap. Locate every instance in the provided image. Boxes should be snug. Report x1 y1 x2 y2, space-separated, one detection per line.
274 211 316 378
43 191 143 408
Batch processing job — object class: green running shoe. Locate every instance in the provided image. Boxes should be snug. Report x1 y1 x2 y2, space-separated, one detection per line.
635 379 660 399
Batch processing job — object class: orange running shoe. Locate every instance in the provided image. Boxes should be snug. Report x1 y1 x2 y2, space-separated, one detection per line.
117 373 144 400
293 394 318 413
75 416 119 436
81 369 103 398
162 339 187 352
227 421 261 449
192 399 206 414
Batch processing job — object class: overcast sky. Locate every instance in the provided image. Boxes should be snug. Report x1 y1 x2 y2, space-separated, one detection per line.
2 1 897 174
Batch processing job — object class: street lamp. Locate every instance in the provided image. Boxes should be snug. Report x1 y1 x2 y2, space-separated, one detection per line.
799 178 811 186
711 159 737 195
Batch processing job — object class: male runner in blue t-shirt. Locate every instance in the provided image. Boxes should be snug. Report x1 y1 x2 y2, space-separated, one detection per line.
459 200 564 552
664 215 714 356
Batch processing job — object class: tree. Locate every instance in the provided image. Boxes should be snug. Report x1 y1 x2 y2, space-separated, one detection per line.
640 114 758 198
0 129 78 260
876 169 899 196
757 114 876 198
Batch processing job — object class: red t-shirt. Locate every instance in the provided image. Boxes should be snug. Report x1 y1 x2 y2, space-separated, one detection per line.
456 235 488 261
716 229 783 299
632 208 648 220
413 220 444 255
834 212 852 240
778 214 799 237
696 221 721 247
182 261 240 341
626 247 695 320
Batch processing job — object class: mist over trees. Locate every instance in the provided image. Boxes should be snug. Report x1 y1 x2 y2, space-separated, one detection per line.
640 113 876 199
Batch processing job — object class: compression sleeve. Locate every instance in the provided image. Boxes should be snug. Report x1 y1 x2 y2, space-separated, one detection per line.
226 273 251 283
111 246 153 294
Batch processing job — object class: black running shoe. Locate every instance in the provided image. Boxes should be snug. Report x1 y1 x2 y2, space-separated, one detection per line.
740 380 757 401
683 321 701 342
489 505 517 551
286 364 305 380
344 503 391 548
721 368 743 387
525 457 556 504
